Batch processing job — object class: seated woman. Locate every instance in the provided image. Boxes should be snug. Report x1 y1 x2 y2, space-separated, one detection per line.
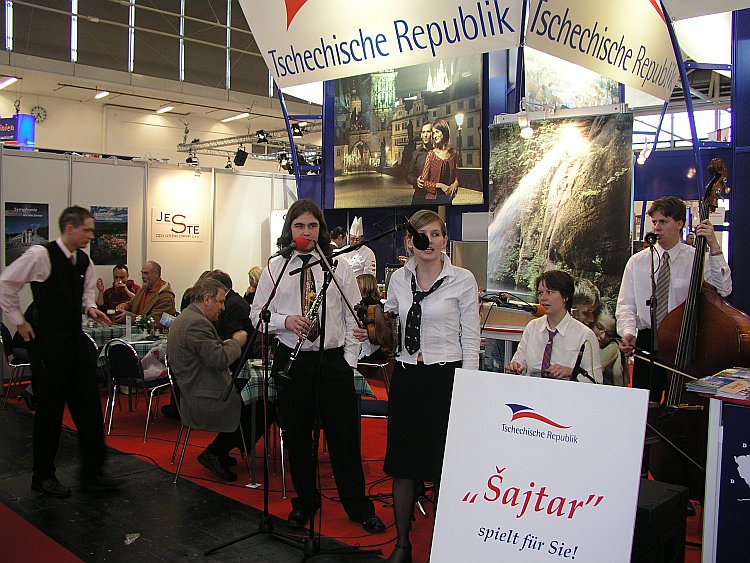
592 310 629 386
508 270 602 383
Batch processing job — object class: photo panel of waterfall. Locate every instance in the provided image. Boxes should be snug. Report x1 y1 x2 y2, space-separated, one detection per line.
487 112 633 312
330 54 484 209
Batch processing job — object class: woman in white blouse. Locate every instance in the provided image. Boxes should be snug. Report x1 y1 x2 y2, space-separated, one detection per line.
508 270 602 383
377 209 480 562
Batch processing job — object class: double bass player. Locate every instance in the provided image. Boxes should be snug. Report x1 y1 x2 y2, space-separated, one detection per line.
616 196 732 402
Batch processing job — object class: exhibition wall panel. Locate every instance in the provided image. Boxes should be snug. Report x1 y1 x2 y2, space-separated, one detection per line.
0 150 71 312
146 166 214 306
213 170 296 294
71 157 147 287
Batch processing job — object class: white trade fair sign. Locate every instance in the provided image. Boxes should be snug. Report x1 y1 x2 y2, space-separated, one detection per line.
238 0 523 88
431 370 649 562
525 0 680 101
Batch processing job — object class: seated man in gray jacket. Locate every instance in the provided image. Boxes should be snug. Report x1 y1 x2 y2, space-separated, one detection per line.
167 277 247 481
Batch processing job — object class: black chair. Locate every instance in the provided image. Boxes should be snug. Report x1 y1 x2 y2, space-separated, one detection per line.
0 328 32 408
103 338 170 441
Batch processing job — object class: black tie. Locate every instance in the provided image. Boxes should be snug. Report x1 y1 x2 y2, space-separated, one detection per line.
404 274 444 355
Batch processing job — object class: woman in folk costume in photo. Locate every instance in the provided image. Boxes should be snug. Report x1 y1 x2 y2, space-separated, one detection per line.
343 216 377 277
416 118 460 205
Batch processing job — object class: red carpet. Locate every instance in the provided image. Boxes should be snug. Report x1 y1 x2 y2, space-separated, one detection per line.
0 502 82 563
5 378 702 562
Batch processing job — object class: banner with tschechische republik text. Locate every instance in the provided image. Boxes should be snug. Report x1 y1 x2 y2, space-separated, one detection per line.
525 0 679 101
238 0 523 88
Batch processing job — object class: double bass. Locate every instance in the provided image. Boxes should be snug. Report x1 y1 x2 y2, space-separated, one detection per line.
649 158 750 501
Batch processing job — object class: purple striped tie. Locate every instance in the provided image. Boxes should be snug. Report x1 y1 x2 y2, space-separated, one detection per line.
541 329 557 374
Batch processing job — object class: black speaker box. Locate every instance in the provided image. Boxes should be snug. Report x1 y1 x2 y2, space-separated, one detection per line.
631 479 688 563
233 149 248 166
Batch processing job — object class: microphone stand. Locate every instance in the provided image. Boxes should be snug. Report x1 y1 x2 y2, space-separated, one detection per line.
207 253 307 556
646 241 660 398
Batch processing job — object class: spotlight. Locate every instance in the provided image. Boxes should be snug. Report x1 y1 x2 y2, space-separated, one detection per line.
225 158 233 169
256 130 269 143
156 104 174 114
234 145 248 166
637 143 652 165
520 126 534 139
94 90 110 100
185 152 199 165
277 152 294 174
291 123 303 137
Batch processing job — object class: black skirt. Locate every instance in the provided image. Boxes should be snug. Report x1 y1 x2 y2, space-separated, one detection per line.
383 361 460 483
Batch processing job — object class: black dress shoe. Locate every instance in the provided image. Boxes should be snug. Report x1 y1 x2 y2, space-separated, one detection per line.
220 454 238 468
32 477 72 498
198 451 237 482
386 543 412 563
356 514 386 534
287 508 310 528
18 389 37 410
81 473 124 492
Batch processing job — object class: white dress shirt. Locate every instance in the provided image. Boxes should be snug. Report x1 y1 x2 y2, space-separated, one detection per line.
342 245 377 277
251 249 362 368
0 238 97 327
616 242 731 338
385 254 480 369
511 313 603 384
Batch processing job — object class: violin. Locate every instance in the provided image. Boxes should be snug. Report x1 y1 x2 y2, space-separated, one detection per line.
355 301 397 357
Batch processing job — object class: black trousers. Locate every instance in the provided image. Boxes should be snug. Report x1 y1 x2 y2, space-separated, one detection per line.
30 331 105 482
207 400 277 455
274 344 374 522
633 329 667 403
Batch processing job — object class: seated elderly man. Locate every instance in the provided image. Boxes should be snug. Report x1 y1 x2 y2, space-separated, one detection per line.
115 260 176 328
167 277 248 481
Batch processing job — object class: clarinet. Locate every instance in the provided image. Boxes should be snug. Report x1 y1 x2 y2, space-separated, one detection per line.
279 263 336 379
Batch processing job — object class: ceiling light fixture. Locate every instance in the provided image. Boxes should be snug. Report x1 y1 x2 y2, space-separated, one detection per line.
185 152 199 165
221 112 250 123
0 76 19 90
94 90 110 99
156 104 174 114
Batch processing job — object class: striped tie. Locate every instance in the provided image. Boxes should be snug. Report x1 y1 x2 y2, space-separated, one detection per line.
541 329 557 374
655 252 670 327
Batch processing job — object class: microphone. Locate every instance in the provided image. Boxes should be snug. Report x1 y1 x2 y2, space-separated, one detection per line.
571 340 597 383
644 232 658 246
403 220 430 251
480 294 545 317
270 236 309 259
571 342 586 382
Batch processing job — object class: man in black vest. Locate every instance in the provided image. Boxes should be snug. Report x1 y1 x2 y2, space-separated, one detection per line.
0 206 122 497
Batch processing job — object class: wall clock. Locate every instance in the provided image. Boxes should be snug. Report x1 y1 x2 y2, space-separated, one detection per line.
30 106 47 123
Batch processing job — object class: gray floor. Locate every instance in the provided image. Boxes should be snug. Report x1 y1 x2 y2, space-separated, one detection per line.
0 406 385 562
